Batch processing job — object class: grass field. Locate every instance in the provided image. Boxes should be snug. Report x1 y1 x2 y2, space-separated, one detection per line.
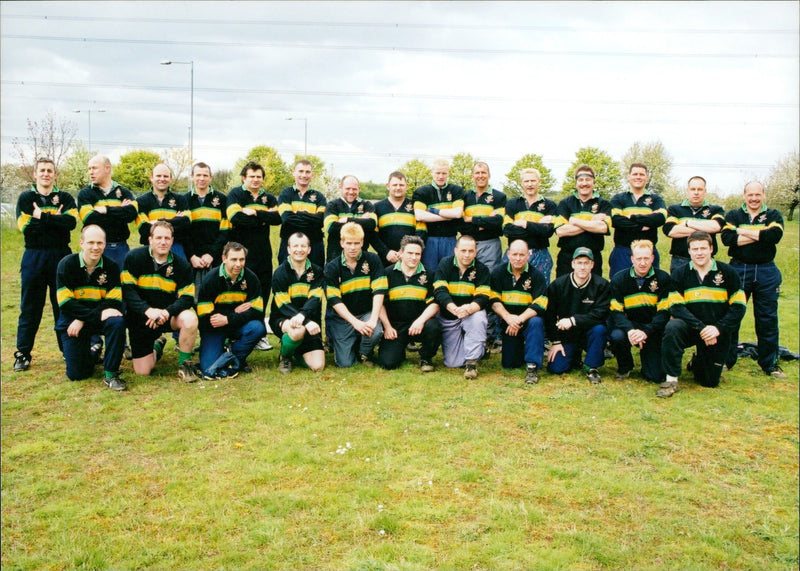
2 221 798 570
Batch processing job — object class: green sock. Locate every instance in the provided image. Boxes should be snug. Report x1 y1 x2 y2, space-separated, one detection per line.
178 350 192 365
104 371 114 379
281 334 302 357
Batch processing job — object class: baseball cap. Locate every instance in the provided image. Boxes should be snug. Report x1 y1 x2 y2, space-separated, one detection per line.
572 247 594 260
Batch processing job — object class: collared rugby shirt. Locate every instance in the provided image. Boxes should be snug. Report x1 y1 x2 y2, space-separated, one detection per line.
183 188 231 263
277 185 327 243
135 189 191 246
489 262 548 316
721 205 784 264
226 186 281 266
462 187 507 241
669 259 746 334
553 192 612 254
56 253 122 323
324 251 387 315
77 182 137 243
503 195 558 250
197 264 264 332
610 190 667 248
121 246 195 322
271 258 324 325
372 197 420 263
412 182 465 238
16 186 78 249
384 261 435 326
324 197 377 260
663 201 725 257
609 266 673 335
433 255 491 320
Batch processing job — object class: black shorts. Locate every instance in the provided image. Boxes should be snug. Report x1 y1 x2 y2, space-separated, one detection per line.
271 317 323 357
128 321 174 360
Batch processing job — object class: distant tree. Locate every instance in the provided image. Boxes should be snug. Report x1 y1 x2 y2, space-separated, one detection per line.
398 158 430 191
450 152 477 189
359 181 386 200
211 168 232 191
161 147 192 192
228 145 292 195
0 162 30 204
57 143 93 192
562 147 623 198
766 150 800 220
503 154 556 197
620 140 677 195
12 111 78 177
115 150 161 195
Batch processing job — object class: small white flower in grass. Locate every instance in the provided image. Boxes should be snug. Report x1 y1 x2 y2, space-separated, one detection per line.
445 422 450 427
488 409 492 412
379 529 386 536
428 480 433 486
346 442 352 448
378 504 384 511
365 458 370 462
376 401 380 404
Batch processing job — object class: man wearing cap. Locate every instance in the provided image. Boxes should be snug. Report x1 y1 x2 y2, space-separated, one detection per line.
608 239 673 384
545 246 611 384
553 165 611 278
720 181 786 378
609 163 667 276
657 231 746 397
662 175 725 274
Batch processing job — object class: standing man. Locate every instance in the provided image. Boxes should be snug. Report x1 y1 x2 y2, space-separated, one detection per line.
413 158 465 273
324 222 387 367
324 175 377 261
433 235 492 379
377 235 442 371
277 159 327 268
657 231 746 397
545 247 611 384
135 163 191 260
503 167 558 285
463 161 507 354
609 163 667 276
197 242 265 380
270 232 326 374
184 161 231 290
720 181 786 378
78 155 137 274
553 165 612 278
608 240 673 384
662 176 725 273
490 239 548 384
55 225 126 390
121 221 199 381
227 161 281 351
372 171 420 267
13 157 78 372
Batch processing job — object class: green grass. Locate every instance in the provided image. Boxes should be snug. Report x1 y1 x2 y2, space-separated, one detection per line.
2 222 798 570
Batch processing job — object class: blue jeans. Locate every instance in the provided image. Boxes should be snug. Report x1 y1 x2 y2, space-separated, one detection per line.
199 319 266 375
327 311 383 367
547 324 608 374
501 316 545 369
727 261 782 371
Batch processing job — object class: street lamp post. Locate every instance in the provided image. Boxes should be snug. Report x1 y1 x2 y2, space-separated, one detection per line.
73 107 106 153
160 59 194 163
286 117 308 157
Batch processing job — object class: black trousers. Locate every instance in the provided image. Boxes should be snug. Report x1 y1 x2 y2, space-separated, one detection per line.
377 318 441 370
662 318 732 388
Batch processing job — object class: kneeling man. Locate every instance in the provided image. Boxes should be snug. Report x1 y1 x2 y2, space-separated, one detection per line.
490 239 548 384
56 224 126 390
197 242 266 379
122 221 199 381
377 235 441 371
657 231 746 397
433 234 491 379
270 232 325 374
546 247 611 384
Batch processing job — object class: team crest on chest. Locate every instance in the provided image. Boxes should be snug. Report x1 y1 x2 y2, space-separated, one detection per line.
211 196 220 207
97 272 107 285
537 201 545 211
166 265 174 277
418 273 428 286
446 192 452 201
649 279 658 292
116 189 122 199
306 271 314 283
591 203 598 213
404 203 412 212
241 280 247 291
701 207 710 217
261 195 268 204
485 194 493 204
757 213 766 223
357 204 364 214
361 261 370 274
523 277 532 291
52 194 60 205
468 269 476 281
644 197 653 206
713 272 724 286
168 198 177 208
309 193 317 202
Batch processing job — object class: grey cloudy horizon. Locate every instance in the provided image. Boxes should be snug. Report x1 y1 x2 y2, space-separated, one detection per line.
1 0 798 196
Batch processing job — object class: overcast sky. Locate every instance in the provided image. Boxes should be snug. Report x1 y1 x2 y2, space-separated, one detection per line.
1 1 798 195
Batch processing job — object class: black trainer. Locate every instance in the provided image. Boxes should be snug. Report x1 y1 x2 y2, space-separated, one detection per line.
104 374 127 391
13 351 31 372
586 368 602 384
525 364 539 384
